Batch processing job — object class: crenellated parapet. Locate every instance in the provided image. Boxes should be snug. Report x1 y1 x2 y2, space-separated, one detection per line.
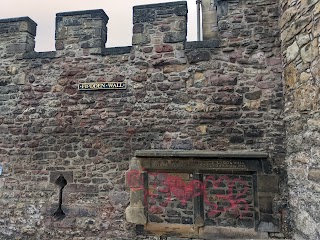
0 3 189 58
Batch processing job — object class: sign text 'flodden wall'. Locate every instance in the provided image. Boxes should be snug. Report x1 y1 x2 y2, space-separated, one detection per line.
78 82 126 90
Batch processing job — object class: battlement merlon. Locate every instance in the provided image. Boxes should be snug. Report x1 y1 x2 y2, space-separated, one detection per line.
0 17 37 55
55 9 109 55
132 1 188 46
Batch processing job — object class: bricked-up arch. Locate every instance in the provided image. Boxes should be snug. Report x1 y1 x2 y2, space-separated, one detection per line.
126 150 280 239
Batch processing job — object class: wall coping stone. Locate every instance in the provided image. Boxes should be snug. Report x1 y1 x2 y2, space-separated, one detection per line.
0 17 37 35
133 1 187 10
56 9 109 23
135 150 269 159
23 51 56 59
0 16 36 25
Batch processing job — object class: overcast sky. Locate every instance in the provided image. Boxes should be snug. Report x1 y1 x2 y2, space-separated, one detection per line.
1 0 197 52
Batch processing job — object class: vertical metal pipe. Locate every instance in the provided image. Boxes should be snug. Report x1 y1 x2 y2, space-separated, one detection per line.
196 0 201 41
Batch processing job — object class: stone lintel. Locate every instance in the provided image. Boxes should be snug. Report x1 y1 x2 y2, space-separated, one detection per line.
135 150 269 159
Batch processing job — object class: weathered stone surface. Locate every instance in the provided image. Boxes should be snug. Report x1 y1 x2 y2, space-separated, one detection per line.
245 90 262 100
125 206 147 224
299 72 311 82
295 211 317 237
186 50 210 63
286 41 299 63
163 32 186 43
293 84 319 111
296 34 310 47
109 190 130 206
133 23 144 34
163 64 186 73
205 73 237 86
308 168 320 182
213 92 243 105
132 33 150 45
301 38 318 63
280 7 296 29
281 15 312 43
155 44 174 53
281 0 320 238
284 63 298 89
133 8 156 23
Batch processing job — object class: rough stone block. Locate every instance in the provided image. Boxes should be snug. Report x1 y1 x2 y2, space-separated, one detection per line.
133 9 156 23
301 38 318 63
126 206 147 225
155 44 174 53
65 184 98 193
308 168 320 182
187 50 211 63
258 219 280 232
132 33 150 45
206 74 237 86
258 193 273 214
163 32 186 43
212 92 243 105
133 23 144 34
257 175 279 193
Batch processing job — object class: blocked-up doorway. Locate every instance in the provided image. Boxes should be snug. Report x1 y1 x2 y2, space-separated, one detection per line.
126 150 281 239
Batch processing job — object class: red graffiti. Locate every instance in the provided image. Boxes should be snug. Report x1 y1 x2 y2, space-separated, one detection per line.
203 175 250 218
126 169 144 190
126 170 251 218
148 173 202 206
164 176 202 205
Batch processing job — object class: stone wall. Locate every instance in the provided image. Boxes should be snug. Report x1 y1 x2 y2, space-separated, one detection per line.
0 0 288 239
280 0 320 239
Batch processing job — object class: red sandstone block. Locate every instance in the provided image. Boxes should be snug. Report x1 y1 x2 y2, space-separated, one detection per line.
155 44 174 53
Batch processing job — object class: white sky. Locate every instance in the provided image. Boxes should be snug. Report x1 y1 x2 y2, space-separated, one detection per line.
1 0 197 52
